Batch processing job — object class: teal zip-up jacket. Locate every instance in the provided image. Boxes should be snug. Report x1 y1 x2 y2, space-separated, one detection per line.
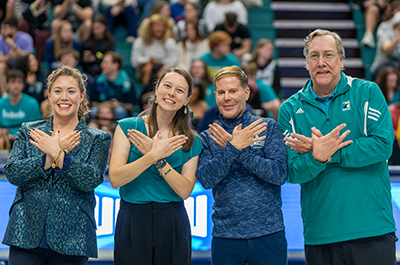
278 72 396 245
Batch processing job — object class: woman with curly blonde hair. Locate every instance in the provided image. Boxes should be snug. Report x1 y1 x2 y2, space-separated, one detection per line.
131 14 177 83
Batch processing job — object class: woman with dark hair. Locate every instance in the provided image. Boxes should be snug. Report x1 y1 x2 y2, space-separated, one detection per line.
374 66 400 104
188 81 208 130
247 38 281 97
131 14 177 83
81 14 116 77
176 20 209 71
376 66 400 164
109 68 202 265
45 20 81 69
139 62 168 110
13 53 46 104
190 59 215 106
2 65 111 264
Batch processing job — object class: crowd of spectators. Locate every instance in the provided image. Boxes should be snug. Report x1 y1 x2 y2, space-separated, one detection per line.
0 0 282 154
357 0 400 165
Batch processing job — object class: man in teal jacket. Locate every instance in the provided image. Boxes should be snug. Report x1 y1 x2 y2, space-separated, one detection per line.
278 29 397 265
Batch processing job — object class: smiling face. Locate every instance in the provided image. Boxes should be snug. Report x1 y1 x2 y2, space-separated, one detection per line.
48 76 84 119
155 72 190 114
306 35 343 94
215 76 249 119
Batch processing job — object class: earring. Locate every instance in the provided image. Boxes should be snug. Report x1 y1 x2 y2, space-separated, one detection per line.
154 97 158 105
79 102 82 107
184 105 187 114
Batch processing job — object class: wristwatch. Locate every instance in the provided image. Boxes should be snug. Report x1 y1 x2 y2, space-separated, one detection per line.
155 159 167 169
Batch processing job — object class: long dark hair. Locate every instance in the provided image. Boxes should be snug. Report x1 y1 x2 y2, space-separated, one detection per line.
86 15 114 51
13 54 42 78
375 66 400 103
140 68 196 151
182 20 204 49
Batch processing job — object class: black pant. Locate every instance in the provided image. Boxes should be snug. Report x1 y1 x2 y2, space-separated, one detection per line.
8 246 88 265
305 232 398 265
114 200 192 265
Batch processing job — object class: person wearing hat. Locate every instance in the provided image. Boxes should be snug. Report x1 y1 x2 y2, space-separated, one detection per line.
370 2 400 80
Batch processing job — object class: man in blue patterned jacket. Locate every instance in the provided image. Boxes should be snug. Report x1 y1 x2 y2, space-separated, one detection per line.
196 66 288 265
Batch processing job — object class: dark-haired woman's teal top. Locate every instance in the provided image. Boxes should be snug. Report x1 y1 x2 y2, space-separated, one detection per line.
117 117 203 203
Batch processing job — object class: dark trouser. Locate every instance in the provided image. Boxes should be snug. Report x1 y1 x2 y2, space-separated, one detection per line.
8 246 88 265
305 232 398 265
114 199 191 265
104 5 139 38
211 230 287 265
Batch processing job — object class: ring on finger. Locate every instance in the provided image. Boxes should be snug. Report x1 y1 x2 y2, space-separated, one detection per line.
137 141 140 145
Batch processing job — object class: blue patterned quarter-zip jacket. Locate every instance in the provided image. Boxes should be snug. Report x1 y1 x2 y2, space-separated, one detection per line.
196 109 287 239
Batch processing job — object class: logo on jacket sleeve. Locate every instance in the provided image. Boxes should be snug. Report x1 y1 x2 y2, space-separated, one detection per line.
342 100 351 111
296 108 304 114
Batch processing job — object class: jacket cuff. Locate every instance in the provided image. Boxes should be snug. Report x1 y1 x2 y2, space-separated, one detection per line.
225 140 242 163
53 152 72 174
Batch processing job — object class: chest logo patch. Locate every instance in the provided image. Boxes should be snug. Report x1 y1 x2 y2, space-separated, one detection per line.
342 100 351 111
250 135 265 148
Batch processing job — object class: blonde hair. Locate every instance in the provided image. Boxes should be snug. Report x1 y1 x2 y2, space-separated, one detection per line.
139 14 172 46
0 128 10 150
214 66 248 90
46 65 90 117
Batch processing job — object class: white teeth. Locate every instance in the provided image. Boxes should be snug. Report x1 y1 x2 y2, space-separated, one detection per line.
59 104 70 108
164 99 175 103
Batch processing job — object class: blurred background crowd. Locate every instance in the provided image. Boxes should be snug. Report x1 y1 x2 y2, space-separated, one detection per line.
2 0 400 165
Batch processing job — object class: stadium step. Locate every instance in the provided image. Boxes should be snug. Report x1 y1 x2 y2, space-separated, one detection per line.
270 0 365 99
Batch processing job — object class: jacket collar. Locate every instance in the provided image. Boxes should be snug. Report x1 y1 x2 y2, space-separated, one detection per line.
44 115 87 133
298 72 352 104
219 107 252 130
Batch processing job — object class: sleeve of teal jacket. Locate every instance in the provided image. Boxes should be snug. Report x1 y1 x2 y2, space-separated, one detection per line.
4 124 50 186
335 82 394 167
62 131 111 192
278 101 328 184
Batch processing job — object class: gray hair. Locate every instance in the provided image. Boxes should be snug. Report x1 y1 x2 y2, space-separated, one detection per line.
303 29 345 59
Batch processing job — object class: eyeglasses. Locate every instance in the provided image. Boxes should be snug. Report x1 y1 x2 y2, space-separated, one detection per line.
308 51 338 62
